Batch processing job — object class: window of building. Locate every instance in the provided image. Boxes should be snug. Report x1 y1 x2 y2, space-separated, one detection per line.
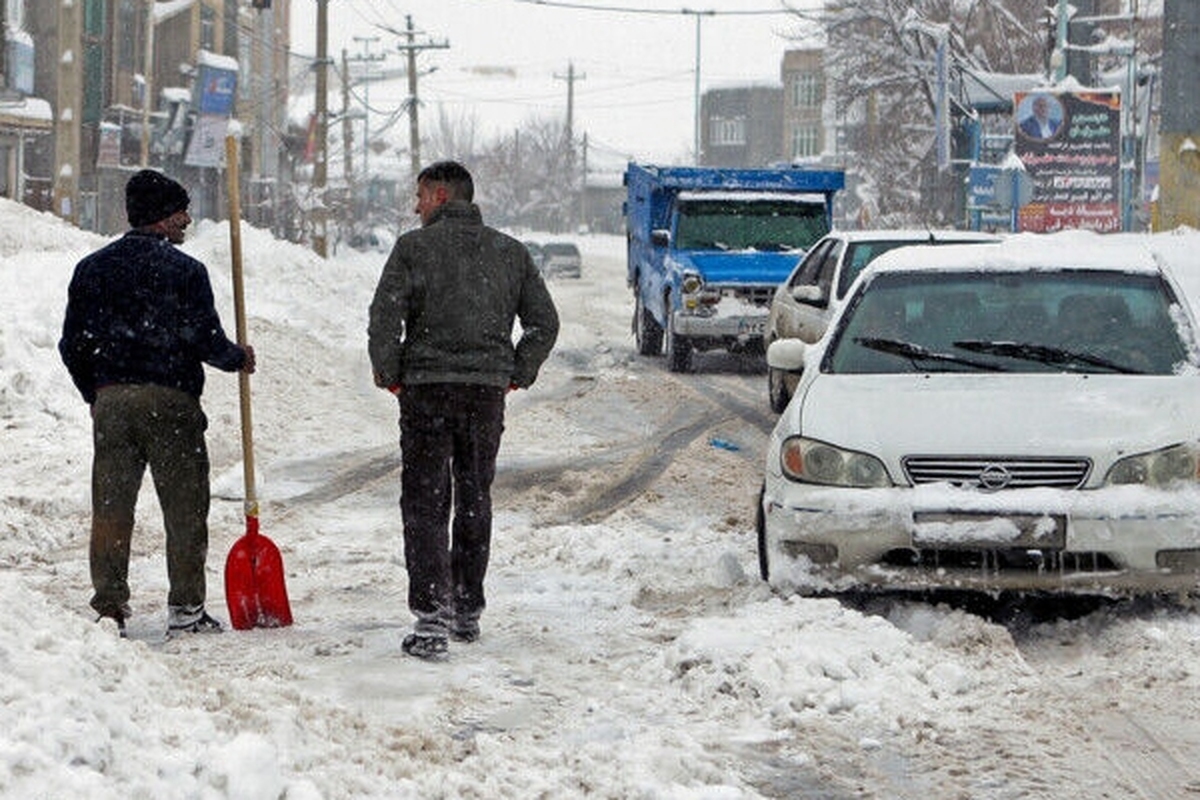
791 125 820 159
201 4 216 51
792 73 821 108
710 116 746 146
117 0 138 72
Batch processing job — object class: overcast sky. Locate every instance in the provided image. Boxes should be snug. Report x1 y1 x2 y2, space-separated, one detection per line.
288 0 820 166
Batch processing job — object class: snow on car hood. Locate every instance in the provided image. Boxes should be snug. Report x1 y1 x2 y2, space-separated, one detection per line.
677 251 802 285
795 373 1200 460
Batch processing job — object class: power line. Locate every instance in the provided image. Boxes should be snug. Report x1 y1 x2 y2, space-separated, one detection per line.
514 0 787 15
515 0 792 162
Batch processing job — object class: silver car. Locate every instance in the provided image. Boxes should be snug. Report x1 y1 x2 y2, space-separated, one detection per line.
765 229 1000 411
759 232 1200 597
541 241 582 279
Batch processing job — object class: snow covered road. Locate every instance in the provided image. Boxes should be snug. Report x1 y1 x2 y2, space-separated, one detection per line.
4 201 1200 798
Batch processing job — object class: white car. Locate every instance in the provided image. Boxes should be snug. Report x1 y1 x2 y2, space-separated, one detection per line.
758 231 1200 597
765 229 1001 412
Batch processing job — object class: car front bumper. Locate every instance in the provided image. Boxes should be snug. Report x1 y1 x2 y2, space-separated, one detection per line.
673 303 768 339
761 479 1200 594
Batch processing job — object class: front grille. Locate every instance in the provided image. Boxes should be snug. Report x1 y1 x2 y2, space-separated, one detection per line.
725 286 776 308
902 456 1091 489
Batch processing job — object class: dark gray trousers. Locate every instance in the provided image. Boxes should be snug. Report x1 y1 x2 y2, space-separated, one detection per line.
399 383 505 636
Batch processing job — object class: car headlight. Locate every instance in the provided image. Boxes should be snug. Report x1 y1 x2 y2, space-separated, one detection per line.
780 436 892 487
681 272 703 294
1105 443 1200 487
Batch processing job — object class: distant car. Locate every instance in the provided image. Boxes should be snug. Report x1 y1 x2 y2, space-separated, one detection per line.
764 229 1001 412
759 231 1200 598
541 241 582 279
523 240 545 271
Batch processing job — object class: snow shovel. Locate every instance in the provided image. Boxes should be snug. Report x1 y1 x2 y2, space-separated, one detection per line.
222 133 293 630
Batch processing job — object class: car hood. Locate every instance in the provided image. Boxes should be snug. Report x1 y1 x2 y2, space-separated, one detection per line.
676 250 801 284
793 373 1200 458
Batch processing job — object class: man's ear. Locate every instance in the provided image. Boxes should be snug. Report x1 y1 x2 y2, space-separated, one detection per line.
434 184 450 204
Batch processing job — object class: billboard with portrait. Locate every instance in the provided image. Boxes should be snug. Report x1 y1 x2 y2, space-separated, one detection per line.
1013 90 1121 233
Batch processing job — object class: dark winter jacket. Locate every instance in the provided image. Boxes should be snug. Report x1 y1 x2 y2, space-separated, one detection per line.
59 230 246 404
368 201 559 390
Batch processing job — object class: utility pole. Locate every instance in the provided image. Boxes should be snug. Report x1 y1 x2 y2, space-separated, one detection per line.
1158 0 1200 230
341 48 353 237
394 15 448 179
312 0 330 257
349 36 385 231
554 62 585 151
580 132 588 231
350 36 383 191
555 62 585 228
140 0 156 167
54 0 82 223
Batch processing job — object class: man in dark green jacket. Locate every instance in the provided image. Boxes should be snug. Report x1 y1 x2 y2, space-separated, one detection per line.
369 161 559 660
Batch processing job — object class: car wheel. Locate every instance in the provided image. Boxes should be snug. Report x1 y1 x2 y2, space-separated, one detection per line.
756 483 770 582
665 302 693 373
634 291 663 356
767 365 792 413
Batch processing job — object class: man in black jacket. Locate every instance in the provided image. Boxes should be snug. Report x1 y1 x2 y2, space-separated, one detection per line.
60 169 255 638
369 161 559 659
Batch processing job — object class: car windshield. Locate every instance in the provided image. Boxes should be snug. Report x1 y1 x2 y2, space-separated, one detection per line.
543 243 579 257
837 240 925 297
826 270 1192 375
674 199 828 252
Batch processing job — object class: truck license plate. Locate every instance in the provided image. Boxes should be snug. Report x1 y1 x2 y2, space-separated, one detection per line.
739 319 766 335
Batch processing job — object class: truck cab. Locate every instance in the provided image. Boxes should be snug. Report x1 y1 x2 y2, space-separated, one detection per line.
625 163 844 372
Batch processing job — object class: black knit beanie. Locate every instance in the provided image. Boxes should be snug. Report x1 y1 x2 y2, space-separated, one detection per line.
126 169 190 228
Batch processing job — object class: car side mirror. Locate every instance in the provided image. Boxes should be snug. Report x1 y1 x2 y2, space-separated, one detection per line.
766 338 807 372
791 284 825 304
651 229 670 247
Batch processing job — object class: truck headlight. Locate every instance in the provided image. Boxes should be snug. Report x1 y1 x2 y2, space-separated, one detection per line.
780 436 892 487
1105 443 1200 487
681 273 703 294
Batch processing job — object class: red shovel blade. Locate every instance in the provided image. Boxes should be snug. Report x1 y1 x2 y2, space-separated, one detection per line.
224 516 293 630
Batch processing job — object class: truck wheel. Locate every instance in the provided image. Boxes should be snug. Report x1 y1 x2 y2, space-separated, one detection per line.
665 307 693 372
756 483 770 581
634 292 663 356
767 366 792 413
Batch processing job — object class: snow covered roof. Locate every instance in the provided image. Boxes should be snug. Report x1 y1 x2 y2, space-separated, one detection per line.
677 191 827 204
197 49 239 73
0 96 53 131
865 230 1161 277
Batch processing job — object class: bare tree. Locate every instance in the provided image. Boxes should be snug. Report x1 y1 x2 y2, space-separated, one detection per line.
791 0 1045 224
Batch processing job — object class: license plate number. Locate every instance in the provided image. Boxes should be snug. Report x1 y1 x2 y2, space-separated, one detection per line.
911 512 1066 549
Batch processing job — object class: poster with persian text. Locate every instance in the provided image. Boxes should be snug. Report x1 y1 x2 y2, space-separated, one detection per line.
1013 90 1121 233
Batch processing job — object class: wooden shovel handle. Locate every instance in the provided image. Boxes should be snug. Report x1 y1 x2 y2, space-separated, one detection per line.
225 134 257 519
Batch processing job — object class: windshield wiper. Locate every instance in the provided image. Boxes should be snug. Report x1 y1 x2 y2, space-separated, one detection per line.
854 337 1006 372
953 340 1142 375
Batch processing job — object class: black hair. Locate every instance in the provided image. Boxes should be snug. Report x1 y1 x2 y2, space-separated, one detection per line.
417 160 474 202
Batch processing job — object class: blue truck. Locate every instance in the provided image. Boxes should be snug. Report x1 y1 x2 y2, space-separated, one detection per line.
624 162 844 371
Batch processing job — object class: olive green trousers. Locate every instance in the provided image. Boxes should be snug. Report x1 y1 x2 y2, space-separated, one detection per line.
89 384 211 617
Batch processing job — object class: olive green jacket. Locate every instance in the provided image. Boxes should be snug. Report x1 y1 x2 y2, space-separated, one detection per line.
368 201 559 390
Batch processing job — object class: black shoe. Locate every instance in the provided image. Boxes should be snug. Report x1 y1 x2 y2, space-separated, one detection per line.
167 608 224 636
402 633 449 660
95 603 132 638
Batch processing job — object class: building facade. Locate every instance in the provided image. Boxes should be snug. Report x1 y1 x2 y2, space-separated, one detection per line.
699 84 784 168
780 48 828 165
21 0 288 234
1 0 53 208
